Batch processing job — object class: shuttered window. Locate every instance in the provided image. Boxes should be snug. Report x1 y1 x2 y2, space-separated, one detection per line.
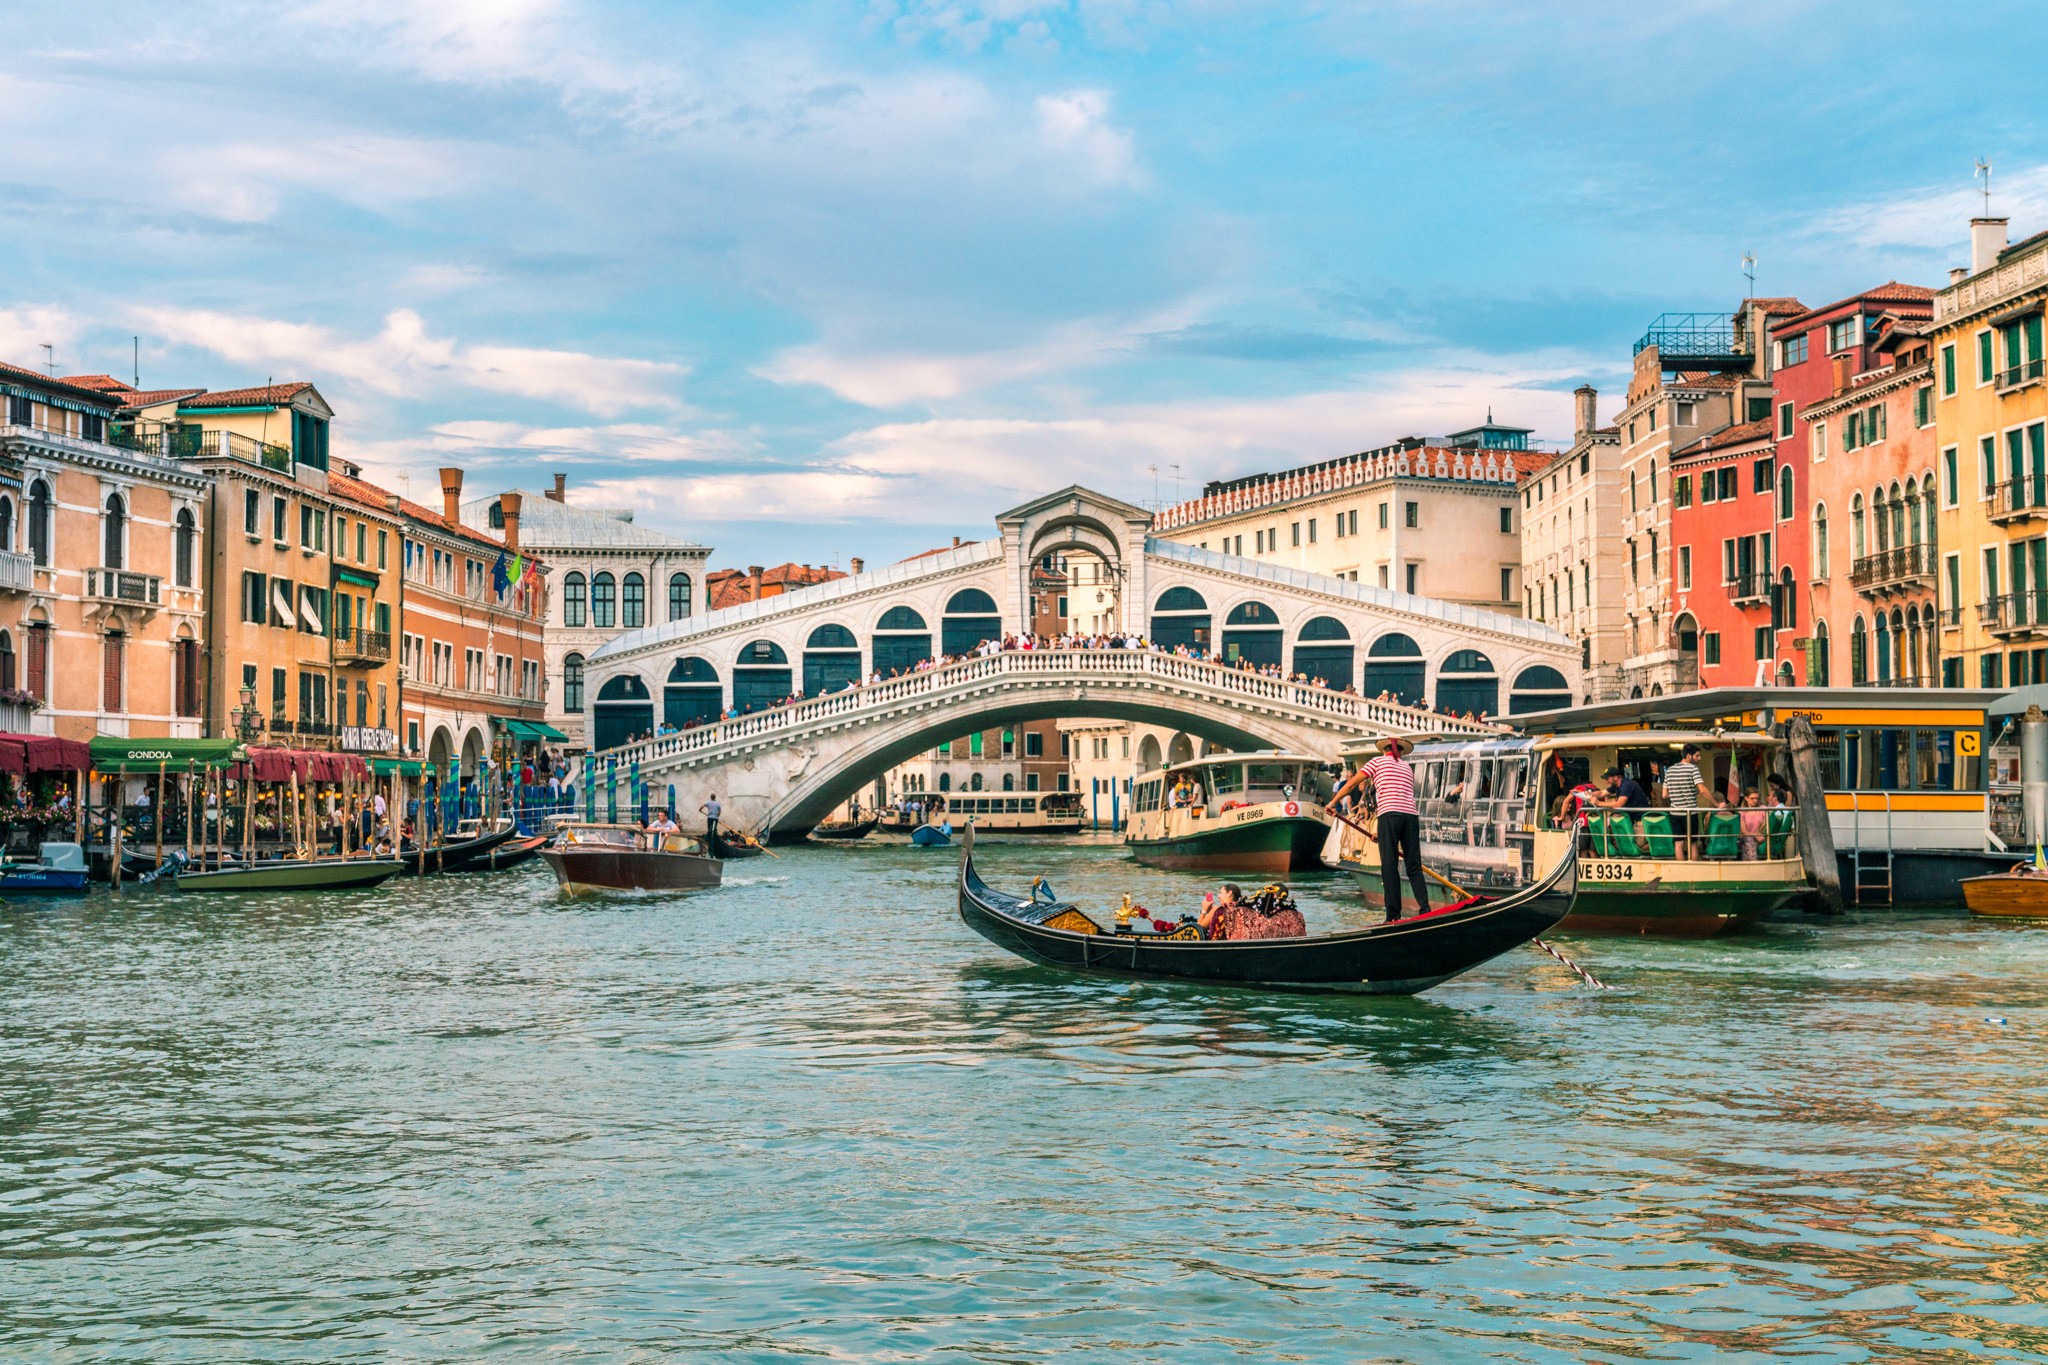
25 624 48 700
101 633 124 713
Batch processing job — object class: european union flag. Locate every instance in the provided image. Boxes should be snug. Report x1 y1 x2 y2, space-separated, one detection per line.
491 551 509 596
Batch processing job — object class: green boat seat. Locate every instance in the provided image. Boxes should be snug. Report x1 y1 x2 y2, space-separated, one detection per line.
1766 807 1796 859
1704 810 1742 860
1638 811 1675 860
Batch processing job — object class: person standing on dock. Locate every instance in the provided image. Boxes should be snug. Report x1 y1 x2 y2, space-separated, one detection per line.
1362 735 1429 922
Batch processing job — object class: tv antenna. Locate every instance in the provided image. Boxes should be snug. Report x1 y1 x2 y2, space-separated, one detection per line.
1741 251 1757 296
40 343 53 376
1148 462 1159 508
1169 463 1181 502
1977 158 1994 215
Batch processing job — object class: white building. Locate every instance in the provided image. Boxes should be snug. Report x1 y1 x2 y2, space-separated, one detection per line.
461 474 709 750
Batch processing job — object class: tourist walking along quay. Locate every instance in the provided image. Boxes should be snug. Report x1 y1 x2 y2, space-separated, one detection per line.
9 4 2048 1360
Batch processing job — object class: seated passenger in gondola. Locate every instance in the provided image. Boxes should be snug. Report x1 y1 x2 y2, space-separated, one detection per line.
1198 883 1308 940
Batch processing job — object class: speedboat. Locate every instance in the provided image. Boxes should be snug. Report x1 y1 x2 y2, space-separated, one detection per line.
0 842 90 896
540 822 722 896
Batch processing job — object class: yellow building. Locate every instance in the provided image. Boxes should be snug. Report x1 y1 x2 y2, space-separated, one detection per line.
1932 216 2048 689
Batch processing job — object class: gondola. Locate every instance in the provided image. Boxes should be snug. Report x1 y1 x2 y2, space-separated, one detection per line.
707 827 767 859
477 833 549 871
399 820 519 875
810 815 878 842
956 834 1579 995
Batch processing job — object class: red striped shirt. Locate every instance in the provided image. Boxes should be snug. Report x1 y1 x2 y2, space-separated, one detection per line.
1364 754 1418 815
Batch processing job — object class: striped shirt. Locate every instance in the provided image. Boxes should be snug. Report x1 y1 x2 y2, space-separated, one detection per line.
1363 754 1418 815
1664 760 1704 810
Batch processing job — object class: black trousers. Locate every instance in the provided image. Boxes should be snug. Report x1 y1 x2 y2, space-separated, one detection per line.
1376 811 1431 919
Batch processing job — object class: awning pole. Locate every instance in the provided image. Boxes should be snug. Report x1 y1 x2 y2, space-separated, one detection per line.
155 761 165 868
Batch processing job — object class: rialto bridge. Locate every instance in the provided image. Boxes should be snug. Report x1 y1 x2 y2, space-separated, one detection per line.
581 487 1580 836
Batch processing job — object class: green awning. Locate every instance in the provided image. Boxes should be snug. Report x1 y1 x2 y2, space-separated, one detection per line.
371 758 426 777
90 737 244 771
335 567 380 589
502 720 568 742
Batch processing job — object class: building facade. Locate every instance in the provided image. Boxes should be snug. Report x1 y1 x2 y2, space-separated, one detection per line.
1519 385 1624 698
1933 216 2048 690
1150 422 1540 617
0 364 209 740
460 473 709 751
1667 417 1781 687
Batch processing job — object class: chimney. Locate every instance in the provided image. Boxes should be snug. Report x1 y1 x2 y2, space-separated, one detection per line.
952 535 961 547
1573 384 1598 439
1950 266 1969 286
438 467 463 525
548 472 566 503
499 492 522 552
1972 216 2009 275
850 557 864 574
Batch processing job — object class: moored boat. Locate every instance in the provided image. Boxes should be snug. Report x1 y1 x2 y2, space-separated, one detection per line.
1962 868 2048 918
910 823 954 847
173 856 403 893
957 834 1579 994
540 822 722 896
1125 752 1333 874
707 827 767 859
1325 730 1807 937
0 842 90 896
811 814 879 842
399 820 519 875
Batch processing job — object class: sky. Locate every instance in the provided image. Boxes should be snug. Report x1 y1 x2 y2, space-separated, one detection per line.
3 1 2044 568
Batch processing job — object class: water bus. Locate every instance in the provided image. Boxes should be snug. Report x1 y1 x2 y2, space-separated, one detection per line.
885 791 1084 835
1324 730 1806 936
1512 687 2013 906
1126 751 1333 874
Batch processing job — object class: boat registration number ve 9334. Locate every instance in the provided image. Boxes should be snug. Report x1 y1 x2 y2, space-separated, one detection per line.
1584 861 1636 881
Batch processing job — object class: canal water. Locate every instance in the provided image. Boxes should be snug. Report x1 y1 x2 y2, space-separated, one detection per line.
3 838 2045 1362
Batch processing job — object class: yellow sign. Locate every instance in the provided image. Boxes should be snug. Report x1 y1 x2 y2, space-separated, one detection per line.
1957 730 1981 757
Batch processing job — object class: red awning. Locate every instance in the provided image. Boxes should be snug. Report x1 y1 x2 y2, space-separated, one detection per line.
0 734 93 774
239 747 372 784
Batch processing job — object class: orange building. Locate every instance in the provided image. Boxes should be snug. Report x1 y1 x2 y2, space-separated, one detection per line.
0 363 209 741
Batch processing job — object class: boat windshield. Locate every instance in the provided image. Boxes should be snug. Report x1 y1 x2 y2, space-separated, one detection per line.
1205 763 1245 798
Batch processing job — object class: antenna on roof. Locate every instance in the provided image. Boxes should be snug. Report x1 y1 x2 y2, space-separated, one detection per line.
1169 463 1181 502
40 343 53 376
133 336 139 388
1742 251 1757 296
1977 158 1993 215
1148 462 1159 509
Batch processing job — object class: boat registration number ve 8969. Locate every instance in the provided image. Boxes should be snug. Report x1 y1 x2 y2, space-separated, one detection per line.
1584 861 1636 881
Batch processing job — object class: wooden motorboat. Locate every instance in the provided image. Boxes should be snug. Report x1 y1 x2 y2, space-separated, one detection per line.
811 815 879 842
0 842 90 896
1962 867 2048 919
540 822 722 896
173 857 403 893
707 827 767 859
957 837 1578 995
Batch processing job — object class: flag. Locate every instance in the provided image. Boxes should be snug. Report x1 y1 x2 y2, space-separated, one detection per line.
509 552 525 587
491 550 509 596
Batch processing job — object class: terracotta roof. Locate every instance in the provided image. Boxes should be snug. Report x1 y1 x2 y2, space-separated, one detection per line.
0 360 125 404
1745 296 1808 315
706 563 847 611
330 469 531 558
1673 417 1773 460
58 373 133 393
179 382 314 409
1771 282 1937 333
1863 281 1937 302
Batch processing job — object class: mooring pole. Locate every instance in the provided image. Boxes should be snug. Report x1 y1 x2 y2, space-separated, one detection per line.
2021 704 2048 862
1786 715 1841 913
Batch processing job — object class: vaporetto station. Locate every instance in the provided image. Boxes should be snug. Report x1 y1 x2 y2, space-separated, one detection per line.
581 488 1581 836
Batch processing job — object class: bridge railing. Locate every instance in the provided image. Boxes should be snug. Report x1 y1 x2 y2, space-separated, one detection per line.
592 647 1500 772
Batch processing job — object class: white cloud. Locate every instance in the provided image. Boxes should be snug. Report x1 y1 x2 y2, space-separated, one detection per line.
1035 89 1141 188
1807 163 2048 255
0 307 82 372
130 307 686 417
156 136 475 224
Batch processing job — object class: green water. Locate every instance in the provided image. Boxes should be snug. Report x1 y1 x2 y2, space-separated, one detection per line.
2 838 2045 1361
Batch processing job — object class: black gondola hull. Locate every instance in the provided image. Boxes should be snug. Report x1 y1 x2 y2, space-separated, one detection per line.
957 845 1578 995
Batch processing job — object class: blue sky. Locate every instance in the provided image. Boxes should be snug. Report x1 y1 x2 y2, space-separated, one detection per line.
3 1 2042 567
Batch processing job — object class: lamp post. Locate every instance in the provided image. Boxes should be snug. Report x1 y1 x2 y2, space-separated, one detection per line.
230 685 263 743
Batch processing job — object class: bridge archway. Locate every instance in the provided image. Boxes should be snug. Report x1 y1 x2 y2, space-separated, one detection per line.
1363 632 1425 705
734 640 792 713
1151 586 1210 651
872 605 930 676
1294 615 1353 689
1136 733 1163 771
802 625 861 696
665 657 721 727
593 674 654 748
1167 731 1196 766
1221 599 1282 668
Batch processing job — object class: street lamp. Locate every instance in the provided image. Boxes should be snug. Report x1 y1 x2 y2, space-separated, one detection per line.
230 685 263 743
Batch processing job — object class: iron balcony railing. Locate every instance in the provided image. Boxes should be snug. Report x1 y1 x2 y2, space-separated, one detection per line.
1849 543 1935 593
1997 356 2046 391
1990 478 2048 525
1981 592 2048 637
109 424 293 472
1728 572 1772 605
1634 312 1740 363
336 629 392 665
85 567 161 606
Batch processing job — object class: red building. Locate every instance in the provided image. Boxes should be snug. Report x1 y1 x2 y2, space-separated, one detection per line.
1670 417 1787 686
1766 284 1936 687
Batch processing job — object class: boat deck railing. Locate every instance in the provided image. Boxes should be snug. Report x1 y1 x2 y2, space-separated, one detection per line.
1572 807 1801 863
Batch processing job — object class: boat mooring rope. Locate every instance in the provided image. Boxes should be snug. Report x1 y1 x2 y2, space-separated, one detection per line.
1530 937 1609 990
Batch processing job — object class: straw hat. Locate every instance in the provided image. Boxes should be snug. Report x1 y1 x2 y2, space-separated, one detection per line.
1378 734 1416 757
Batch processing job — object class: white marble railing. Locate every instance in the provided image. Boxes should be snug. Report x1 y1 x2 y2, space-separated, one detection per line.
595 647 1500 772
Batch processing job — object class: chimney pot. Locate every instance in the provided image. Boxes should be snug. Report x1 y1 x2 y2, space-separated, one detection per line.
499 492 522 553
1573 384 1598 439
438 466 463 525
548 472 566 503
1949 266 1968 285
850 557 864 574
1971 216 2009 275
748 564 764 577
952 535 961 547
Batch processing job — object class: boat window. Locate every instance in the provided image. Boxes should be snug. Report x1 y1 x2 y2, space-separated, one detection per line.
1812 727 1971 794
1416 761 1440 801
1472 760 1494 802
1441 760 1467 800
1245 762 1289 791
1208 765 1244 797
1499 757 1527 802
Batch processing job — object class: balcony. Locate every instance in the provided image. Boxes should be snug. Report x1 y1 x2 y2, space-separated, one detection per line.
84 567 161 623
1729 572 1772 606
109 424 293 473
1996 356 2045 393
1633 313 1746 372
1981 592 2048 640
1849 544 1935 596
0 549 30 595
335 629 392 667
1989 478 2048 526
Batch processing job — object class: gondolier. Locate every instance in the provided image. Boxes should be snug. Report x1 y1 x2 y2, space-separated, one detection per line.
1360 735 1429 921
700 793 722 841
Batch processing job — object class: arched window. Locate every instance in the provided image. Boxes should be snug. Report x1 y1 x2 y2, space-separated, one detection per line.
1150 586 1211 652
1850 494 1866 562
873 605 931 674
0 630 14 692
563 572 587 627
562 653 585 712
1002 773 1015 792
668 572 691 620
1293 615 1353 689
1811 619 1831 686
1874 612 1892 683
590 673 653 750
1778 465 1794 522
938 772 951 793
1888 481 1906 552
1435 649 1498 717
27 480 50 566
1813 503 1828 580
664 656 721 726
941 587 1001 654
1776 566 1797 631
1509 665 1573 715
732 639 792 713
1221 600 1281 668
621 572 645 629
590 572 616 628
1850 616 1868 685
103 492 127 569
0 495 14 553
1362 632 1425 706
803 624 861 695
174 508 196 588
969 771 985 792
